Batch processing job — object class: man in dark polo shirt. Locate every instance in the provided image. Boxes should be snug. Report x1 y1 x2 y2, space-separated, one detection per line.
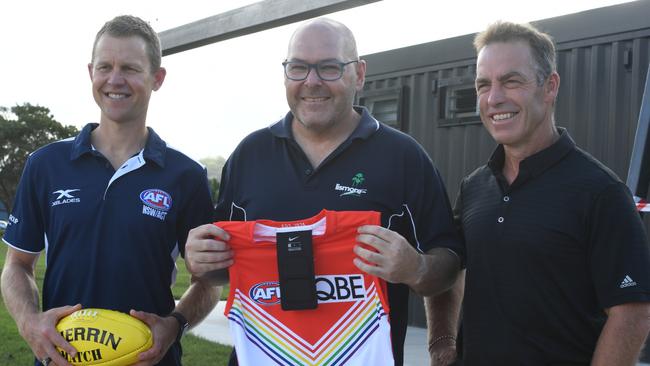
184 18 463 366
436 21 650 365
1 15 219 366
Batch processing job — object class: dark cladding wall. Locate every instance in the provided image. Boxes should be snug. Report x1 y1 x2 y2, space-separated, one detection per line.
360 62 495 200
359 1 650 344
556 35 650 179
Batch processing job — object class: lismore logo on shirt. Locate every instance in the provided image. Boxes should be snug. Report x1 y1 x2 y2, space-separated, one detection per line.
334 172 368 197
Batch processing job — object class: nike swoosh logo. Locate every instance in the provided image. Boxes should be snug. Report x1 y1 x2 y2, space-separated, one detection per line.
288 236 300 241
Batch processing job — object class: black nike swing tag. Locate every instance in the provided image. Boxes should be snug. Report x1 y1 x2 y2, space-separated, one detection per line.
276 230 317 310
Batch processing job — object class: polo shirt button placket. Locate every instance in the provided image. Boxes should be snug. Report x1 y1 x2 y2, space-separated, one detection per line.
497 195 509 224
303 167 318 188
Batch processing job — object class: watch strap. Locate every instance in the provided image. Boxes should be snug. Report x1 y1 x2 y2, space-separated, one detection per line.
169 311 189 343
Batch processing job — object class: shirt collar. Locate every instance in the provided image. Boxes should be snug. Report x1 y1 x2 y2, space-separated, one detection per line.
487 127 575 179
269 105 380 140
70 122 167 167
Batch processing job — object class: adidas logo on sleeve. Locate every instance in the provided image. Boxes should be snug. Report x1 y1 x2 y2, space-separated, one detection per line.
619 275 637 289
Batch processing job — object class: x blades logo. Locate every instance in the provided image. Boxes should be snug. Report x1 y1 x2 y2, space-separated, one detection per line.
54 189 80 199
51 189 81 207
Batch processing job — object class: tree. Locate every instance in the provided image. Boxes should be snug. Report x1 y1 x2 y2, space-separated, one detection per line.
200 156 226 181
199 156 226 203
208 177 221 204
0 103 78 213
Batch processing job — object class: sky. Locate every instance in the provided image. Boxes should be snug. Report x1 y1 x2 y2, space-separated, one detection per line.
1 0 634 160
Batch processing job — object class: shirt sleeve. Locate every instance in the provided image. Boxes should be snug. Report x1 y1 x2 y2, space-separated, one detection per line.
176 167 214 257
409 145 463 255
214 155 236 222
589 181 650 308
2 154 45 253
451 180 468 268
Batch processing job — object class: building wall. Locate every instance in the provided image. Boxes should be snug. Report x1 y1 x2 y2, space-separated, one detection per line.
359 1 650 338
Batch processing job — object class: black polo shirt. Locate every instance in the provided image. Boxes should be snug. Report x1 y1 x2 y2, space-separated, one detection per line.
217 106 460 366
454 128 650 365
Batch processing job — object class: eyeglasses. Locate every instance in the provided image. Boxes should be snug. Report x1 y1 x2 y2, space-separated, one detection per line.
282 60 359 81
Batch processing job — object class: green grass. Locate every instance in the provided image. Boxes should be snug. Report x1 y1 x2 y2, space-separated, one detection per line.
172 253 229 301
0 239 232 365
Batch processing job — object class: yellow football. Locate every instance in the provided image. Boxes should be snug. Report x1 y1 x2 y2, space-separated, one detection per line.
56 308 153 366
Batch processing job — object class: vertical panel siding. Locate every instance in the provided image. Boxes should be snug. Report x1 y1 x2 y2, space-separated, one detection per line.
554 38 650 180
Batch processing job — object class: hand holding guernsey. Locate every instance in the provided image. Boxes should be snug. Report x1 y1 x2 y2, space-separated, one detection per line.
220 210 393 366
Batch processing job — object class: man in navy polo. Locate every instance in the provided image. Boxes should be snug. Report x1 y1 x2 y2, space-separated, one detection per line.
183 18 463 366
1 15 221 366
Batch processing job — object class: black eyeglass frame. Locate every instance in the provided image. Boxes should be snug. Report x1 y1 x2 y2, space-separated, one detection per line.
282 60 359 81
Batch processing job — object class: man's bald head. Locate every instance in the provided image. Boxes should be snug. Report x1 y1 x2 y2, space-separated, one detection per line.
286 18 358 61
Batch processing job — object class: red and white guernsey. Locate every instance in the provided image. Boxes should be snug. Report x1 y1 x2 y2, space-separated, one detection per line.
219 210 393 366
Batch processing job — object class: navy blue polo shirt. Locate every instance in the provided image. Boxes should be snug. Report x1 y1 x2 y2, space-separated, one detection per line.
3 123 213 366
217 106 460 366
454 128 650 365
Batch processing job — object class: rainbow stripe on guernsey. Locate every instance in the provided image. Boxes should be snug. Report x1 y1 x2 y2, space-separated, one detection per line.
227 282 389 366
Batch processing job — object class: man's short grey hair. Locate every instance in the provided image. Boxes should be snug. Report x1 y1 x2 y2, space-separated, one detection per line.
474 21 556 85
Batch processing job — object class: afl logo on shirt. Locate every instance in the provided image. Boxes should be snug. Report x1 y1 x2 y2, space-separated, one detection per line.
140 189 172 210
140 189 172 221
249 275 367 306
250 282 281 305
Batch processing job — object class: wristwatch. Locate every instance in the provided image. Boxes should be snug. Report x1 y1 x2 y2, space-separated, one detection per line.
169 311 189 343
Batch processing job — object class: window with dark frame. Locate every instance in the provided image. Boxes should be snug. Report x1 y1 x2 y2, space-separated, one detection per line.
367 98 399 127
435 76 480 126
358 86 407 131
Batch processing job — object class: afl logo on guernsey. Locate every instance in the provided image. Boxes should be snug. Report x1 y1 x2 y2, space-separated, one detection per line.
250 282 281 305
249 275 367 306
140 189 172 211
